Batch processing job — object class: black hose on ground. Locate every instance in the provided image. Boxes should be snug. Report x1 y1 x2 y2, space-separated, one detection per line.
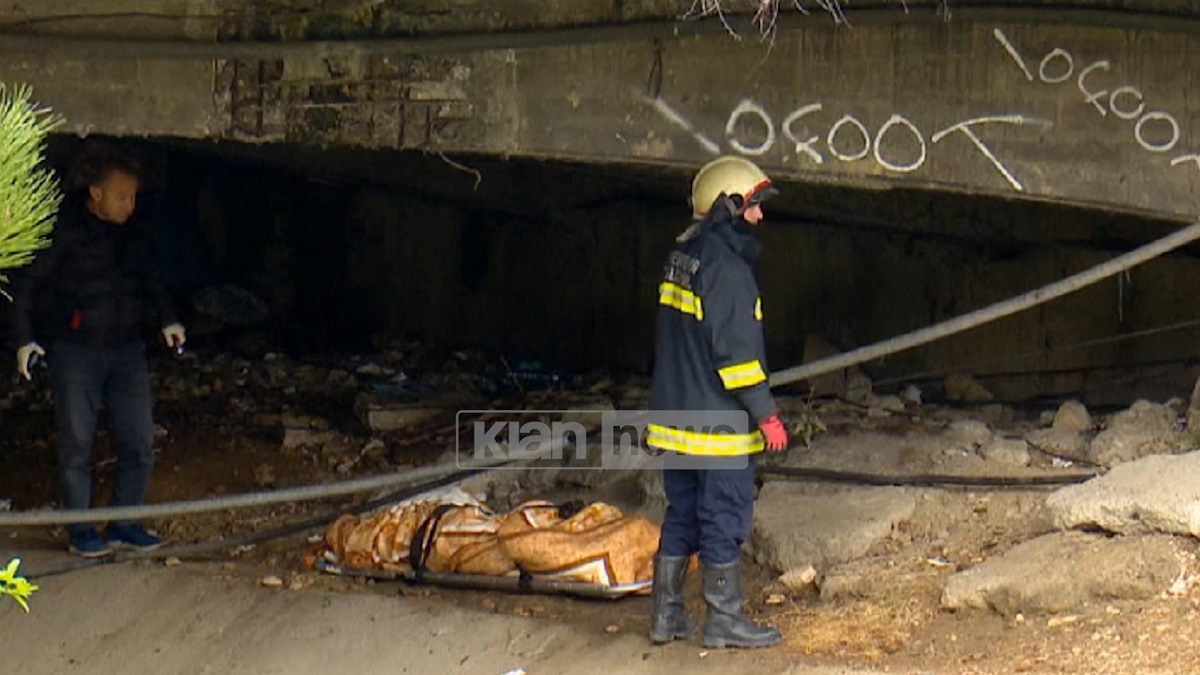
757 464 1098 488
22 467 489 580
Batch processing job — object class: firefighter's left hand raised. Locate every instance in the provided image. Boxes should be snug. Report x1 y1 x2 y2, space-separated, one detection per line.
758 414 788 453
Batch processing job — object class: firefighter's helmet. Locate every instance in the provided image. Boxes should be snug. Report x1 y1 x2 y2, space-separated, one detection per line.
690 156 778 217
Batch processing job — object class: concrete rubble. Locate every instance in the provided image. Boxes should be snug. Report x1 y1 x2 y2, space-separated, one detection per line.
1047 450 1200 537
749 483 916 574
7 334 1200 637
941 531 1184 617
1086 400 1184 467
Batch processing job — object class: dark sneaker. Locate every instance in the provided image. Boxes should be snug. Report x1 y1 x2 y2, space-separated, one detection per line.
68 527 116 558
103 522 163 552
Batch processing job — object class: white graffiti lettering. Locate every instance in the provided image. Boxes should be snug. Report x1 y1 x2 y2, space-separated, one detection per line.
782 103 824 164
1039 48 1074 84
874 114 927 173
648 96 1045 190
726 98 775 157
993 28 1035 81
1136 112 1180 152
1077 61 1111 117
827 114 871 162
1109 86 1145 121
932 115 1051 192
645 95 720 155
993 29 1196 175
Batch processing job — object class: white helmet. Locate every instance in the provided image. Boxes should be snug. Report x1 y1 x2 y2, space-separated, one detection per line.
690 156 778 218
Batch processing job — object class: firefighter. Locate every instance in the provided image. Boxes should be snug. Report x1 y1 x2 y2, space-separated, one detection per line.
647 155 787 649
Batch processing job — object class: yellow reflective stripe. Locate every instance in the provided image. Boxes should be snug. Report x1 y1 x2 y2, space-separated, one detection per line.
754 297 762 321
658 282 703 320
717 360 766 389
646 423 764 456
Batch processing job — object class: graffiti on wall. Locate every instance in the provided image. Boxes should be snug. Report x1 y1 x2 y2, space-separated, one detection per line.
991 28 1200 174
648 93 1049 191
645 25 1200 195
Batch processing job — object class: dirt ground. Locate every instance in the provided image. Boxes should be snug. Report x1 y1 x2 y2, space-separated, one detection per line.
3 350 1200 674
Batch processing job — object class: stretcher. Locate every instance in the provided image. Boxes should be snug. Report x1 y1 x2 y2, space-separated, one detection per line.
313 486 659 599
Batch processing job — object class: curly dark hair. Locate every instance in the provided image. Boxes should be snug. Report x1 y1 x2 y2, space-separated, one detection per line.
65 140 142 193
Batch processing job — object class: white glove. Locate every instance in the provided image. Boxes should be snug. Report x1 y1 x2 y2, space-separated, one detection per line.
16 342 44 381
162 323 186 350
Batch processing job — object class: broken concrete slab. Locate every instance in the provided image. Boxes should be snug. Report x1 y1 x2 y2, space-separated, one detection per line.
944 420 993 449
943 373 994 402
980 437 1032 467
1053 400 1093 433
1088 400 1183 467
941 531 1182 617
1025 428 1088 460
1046 451 1200 537
282 428 336 450
749 483 916 574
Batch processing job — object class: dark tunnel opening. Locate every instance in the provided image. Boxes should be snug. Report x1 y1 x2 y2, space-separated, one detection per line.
4 133 1199 411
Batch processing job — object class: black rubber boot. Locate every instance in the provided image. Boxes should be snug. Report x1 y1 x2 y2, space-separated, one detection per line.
649 554 695 644
700 560 781 649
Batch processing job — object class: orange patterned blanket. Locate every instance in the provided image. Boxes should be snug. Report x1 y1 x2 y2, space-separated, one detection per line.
319 489 661 589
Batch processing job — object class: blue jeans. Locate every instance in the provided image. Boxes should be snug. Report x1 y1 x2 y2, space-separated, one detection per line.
49 340 155 537
657 454 758 565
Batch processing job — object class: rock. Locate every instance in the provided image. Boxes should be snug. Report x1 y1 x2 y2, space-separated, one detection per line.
779 565 818 593
750 484 916 573
281 428 335 450
945 420 993 449
280 414 330 430
802 335 846 397
944 373 994 402
1187 376 1200 434
259 575 285 589
941 532 1181 617
1053 400 1093 433
981 437 1032 467
360 439 387 462
1088 400 1181 467
1025 428 1087 460
361 405 444 432
253 463 276 488
1046 451 1200 537
979 404 1015 427
846 371 873 404
874 395 906 413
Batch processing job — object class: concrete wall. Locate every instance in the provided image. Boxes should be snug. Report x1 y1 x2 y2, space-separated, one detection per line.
6 11 1200 217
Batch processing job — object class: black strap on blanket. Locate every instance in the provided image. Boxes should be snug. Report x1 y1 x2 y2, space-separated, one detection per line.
409 503 458 584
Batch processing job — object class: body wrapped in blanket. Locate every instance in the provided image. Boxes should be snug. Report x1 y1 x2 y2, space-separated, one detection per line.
319 490 669 590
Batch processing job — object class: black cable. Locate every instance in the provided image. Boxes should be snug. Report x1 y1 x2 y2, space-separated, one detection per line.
758 464 1098 488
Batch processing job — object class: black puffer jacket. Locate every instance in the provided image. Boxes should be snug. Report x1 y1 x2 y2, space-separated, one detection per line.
9 196 178 349
647 203 777 456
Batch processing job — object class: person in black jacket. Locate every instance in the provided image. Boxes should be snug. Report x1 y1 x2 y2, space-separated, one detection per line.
9 142 185 558
647 156 788 649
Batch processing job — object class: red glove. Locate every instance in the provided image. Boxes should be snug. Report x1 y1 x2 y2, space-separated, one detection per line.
758 414 787 452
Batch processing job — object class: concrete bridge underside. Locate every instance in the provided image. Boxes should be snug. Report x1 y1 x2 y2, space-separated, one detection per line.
3 4 1200 219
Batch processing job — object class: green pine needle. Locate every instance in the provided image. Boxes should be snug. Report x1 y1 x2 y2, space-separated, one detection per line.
0 82 63 299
